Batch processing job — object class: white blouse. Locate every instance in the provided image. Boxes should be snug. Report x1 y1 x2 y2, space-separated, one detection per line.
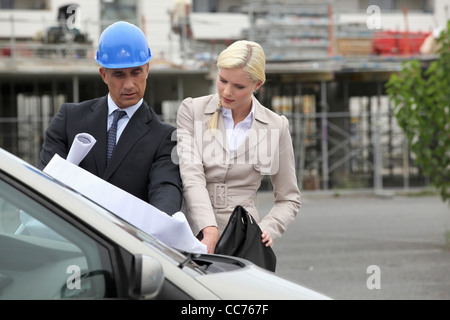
221 98 255 154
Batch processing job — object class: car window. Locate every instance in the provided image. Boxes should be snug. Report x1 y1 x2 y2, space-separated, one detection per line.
0 178 116 299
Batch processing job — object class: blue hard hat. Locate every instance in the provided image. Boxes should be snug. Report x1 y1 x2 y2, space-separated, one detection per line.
96 21 152 68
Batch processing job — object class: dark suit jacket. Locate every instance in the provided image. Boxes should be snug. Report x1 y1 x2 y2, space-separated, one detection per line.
38 96 182 215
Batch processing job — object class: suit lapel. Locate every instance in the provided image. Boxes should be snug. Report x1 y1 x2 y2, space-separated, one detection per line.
202 95 228 154
86 97 108 176
200 95 271 163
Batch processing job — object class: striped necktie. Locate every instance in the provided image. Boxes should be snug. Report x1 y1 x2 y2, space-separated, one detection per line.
107 110 126 163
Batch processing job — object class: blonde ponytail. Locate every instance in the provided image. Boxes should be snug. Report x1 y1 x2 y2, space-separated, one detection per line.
207 98 223 133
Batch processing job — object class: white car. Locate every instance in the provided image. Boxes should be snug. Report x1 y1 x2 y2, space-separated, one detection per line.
0 148 330 300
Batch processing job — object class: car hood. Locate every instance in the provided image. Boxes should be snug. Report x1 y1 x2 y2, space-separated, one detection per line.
195 265 331 300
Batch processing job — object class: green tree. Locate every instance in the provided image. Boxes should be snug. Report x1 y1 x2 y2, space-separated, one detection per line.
385 22 450 203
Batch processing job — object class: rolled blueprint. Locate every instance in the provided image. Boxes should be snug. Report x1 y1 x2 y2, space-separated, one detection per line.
66 133 97 165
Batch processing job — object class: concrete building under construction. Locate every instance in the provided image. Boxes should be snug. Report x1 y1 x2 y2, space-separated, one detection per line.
0 0 445 192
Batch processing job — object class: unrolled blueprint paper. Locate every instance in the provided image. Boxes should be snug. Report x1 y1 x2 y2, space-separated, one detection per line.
44 154 206 254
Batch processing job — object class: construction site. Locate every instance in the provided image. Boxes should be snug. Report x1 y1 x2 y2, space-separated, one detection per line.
0 0 445 192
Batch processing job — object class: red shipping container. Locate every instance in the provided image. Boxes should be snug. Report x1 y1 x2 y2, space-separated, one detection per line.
372 30 431 56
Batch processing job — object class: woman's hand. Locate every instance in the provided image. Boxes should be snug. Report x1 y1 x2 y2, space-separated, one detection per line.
200 226 220 254
261 230 272 247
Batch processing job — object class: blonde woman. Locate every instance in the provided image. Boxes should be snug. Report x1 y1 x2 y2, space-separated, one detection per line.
176 40 301 254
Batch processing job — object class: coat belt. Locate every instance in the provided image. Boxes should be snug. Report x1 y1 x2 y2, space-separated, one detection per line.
207 183 255 210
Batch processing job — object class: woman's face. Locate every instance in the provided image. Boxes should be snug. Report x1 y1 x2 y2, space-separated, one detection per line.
217 68 262 112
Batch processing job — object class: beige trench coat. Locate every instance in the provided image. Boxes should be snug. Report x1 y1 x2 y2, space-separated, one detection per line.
176 93 301 242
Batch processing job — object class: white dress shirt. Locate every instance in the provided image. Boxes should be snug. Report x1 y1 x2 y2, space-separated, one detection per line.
222 100 255 154
107 94 142 143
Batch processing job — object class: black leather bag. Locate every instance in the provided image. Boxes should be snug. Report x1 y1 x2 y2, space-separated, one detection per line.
214 205 277 272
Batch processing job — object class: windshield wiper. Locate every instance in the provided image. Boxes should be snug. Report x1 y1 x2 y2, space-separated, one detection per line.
178 252 201 269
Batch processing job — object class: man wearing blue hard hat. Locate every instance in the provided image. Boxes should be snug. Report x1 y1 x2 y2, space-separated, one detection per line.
39 21 183 215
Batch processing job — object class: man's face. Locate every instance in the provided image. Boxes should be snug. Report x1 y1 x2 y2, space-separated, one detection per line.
99 63 149 109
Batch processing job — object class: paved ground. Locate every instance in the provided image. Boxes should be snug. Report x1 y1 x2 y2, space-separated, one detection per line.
256 190 450 300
